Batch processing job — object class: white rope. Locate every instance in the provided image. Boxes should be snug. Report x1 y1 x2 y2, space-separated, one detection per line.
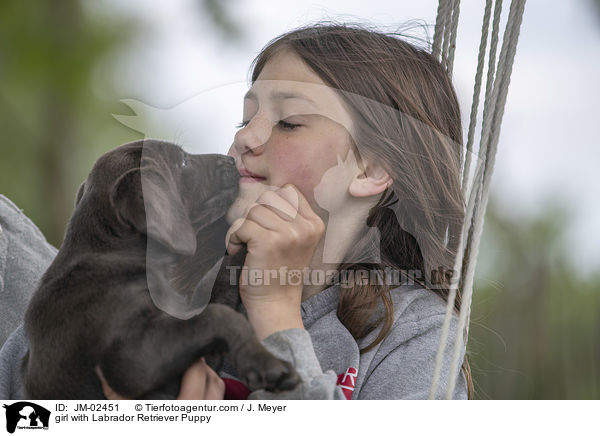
445 0 526 399
456 0 503 341
451 0 503 347
461 0 493 195
427 0 527 399
465 0 503 197
428 0 465 399
440 1 453 66
445 0 461 77
432 0 451 60
433 0 461 76
463 0 502 198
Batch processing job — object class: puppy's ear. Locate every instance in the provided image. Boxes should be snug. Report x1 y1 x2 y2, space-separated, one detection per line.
75 180 86 208
110 168 197 256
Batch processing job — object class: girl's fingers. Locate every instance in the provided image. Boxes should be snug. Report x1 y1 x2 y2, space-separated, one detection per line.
256 189 298 220
225 217 257 254
177 358 224 400
95 366 129 400
225 205 289 253
277 184 318 221
203 367 226 400
226 185 323 255
225 202 282 254
177 359 207 400
278 186 325 242
245 202 291 231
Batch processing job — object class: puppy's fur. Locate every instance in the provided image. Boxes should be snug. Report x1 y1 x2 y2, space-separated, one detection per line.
22 139 299 399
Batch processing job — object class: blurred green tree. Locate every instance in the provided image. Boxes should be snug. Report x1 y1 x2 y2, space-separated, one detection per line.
0 0 243 247
469 199 600 399
0 0 140 246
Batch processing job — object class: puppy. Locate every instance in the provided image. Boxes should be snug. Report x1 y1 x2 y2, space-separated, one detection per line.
22 139 299 399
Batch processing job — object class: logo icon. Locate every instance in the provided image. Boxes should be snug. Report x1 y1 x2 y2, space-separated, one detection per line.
336 367 358 400
2 402 50 434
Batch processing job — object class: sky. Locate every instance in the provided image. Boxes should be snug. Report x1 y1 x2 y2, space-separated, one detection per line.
85 0 600 276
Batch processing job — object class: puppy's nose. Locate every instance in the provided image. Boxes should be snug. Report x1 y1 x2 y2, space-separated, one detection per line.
216 155 239 186
216 155 236 169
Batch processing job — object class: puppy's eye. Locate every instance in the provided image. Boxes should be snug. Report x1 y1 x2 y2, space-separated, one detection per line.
177 153 189 168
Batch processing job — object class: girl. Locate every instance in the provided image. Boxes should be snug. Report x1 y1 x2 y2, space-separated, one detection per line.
164 22 473 400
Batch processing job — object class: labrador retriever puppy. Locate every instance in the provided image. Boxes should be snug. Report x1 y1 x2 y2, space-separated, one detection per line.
21 139 299 399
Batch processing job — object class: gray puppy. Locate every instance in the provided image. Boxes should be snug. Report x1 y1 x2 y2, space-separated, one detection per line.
21 139 299 399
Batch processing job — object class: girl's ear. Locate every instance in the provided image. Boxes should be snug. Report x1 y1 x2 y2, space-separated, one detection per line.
348 162 392 198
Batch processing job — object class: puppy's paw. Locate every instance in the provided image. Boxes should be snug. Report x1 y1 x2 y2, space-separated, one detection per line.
237 348 300 392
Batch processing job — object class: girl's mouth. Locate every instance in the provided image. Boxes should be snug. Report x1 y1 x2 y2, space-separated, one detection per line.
238 168 266 183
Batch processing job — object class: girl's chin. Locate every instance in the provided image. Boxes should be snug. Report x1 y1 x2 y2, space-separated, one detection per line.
238 179 281 199
225 194 260 224
225 200 245 225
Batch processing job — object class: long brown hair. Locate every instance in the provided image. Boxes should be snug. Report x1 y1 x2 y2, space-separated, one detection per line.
250 22 474 399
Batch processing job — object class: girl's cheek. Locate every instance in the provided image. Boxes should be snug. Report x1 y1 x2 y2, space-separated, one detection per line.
275 153 315 191
273 139 343 204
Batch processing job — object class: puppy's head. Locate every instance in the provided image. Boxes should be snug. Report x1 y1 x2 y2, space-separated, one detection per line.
76 139 239 256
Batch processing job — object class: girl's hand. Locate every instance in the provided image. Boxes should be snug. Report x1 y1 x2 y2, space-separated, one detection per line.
226 184 325 339
97 358 225 400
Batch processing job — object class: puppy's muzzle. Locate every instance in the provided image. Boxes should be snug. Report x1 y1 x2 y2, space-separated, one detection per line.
216 155 239 189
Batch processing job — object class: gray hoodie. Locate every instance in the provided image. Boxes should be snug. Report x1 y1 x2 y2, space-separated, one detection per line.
0 195 467 400
233 283 467 400
0 195 57 347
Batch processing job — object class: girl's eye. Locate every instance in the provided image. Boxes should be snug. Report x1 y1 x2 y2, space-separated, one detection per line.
278 120 301 130
235 120 302 130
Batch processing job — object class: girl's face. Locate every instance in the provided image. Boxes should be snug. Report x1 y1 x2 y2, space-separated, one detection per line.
226 49 357 224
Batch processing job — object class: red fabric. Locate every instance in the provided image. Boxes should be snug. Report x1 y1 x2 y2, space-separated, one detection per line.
336 367 358 400
222 377 251 400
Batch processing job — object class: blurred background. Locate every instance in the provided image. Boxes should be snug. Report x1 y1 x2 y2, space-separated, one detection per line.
0 0 598 399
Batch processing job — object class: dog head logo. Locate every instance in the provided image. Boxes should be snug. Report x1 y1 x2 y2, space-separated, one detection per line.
2 402 50 434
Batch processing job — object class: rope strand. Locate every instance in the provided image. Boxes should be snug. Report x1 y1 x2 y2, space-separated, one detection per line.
444 0 526 399
428 0 526 399
432 0 451 60
445 0 461 77
432 1 445 59
461 0 494 195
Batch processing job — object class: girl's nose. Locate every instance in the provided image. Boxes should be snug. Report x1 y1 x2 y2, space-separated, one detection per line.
231 115 273 156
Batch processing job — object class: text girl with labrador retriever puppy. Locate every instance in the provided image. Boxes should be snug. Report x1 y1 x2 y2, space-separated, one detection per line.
108 23 474 400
